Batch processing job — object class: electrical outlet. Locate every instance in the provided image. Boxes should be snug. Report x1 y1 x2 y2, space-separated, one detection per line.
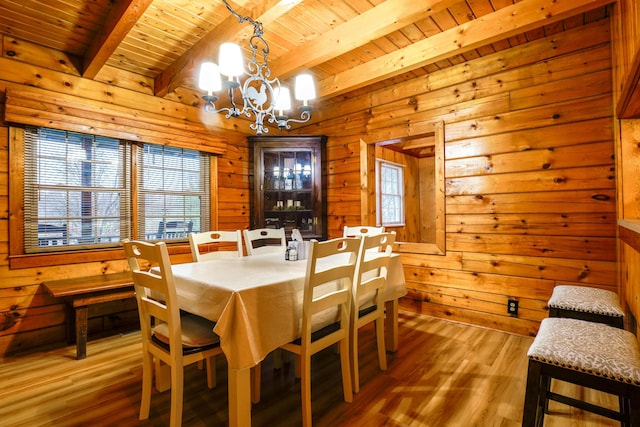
507 299 519 315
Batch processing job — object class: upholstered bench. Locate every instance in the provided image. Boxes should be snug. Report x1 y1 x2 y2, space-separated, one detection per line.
548 285 624 328
522 317 640 426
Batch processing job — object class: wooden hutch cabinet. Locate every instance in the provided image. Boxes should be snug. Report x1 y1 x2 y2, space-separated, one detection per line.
249 135 327 240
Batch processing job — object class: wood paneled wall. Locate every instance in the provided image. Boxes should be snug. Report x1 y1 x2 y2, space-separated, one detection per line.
0 36 250 356
299 17 617 337
0 11 631 355
612 0 640 337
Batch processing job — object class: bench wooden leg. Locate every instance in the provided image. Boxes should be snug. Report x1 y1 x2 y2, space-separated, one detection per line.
75 305 88 360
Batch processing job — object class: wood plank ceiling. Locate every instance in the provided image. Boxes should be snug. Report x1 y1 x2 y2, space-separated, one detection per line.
0 0 613 112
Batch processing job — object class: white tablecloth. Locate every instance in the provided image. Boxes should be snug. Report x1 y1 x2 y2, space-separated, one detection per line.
169 252 406 370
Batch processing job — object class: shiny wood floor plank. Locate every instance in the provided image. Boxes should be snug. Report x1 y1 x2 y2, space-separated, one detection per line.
0 310 620 426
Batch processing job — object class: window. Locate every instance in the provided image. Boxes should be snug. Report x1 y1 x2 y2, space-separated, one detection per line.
138 145 209 241
23 126 209 253
376 160 405 226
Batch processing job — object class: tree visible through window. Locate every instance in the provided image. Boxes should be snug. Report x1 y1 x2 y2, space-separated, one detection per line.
376 160 405 226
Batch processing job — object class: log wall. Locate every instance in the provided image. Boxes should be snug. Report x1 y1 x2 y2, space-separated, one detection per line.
0 36 250 356
0 10 632 355
299 17 617 336
612 0 640 337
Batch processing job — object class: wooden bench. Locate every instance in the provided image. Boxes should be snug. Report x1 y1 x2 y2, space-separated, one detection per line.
42 272 135 359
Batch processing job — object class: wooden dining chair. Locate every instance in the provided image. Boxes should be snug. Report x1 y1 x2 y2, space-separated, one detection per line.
123 239 224 427
350 231 395 393
279 237 360 427
243 228 286 255
343 225 385 238
189 230 243 261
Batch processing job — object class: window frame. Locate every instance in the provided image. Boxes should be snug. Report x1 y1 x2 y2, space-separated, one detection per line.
23 126 132 253
137 143 210 242
359 121 445 256
8 126 216 269
376 159 406 227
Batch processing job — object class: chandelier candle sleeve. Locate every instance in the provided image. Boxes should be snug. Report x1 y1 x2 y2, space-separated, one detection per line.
197 0 315 135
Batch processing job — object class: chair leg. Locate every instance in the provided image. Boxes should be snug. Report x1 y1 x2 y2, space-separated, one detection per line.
375 316 387 371
339 337 353 404
155 358 171 392
630 388 640 427
272 348 290 369
618 395 628 427
251 364 261 404
294 354 302 379
273 349 283 369
385 299 399 352
522 360 542 427
350 323 360 394
205 356 216 389
537 375 548 427
169 363 184 427
300 353 313 427
139 352 153 420
541 374 551 414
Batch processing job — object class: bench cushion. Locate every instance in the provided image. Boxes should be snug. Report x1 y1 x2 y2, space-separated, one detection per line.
528 317 640 385
548 285 624 318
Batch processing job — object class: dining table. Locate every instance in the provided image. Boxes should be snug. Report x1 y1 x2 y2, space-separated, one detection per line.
167 250 407 427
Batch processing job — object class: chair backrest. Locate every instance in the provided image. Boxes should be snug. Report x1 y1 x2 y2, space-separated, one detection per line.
156 220 193 239
122 240 182 358
300 237 361 343
243 228 287 255
38 223 67 246
352 232 396 314
189 230 243 261
343 225 385 238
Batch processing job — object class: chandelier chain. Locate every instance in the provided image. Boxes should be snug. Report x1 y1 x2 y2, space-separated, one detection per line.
222 0 264 38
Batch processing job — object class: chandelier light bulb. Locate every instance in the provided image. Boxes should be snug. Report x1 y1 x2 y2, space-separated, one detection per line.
198 62 222 93
294 73 315 105
274 86 292 116
219 42 244 79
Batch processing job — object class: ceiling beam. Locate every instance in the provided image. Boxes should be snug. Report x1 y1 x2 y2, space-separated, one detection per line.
82 0 153 79
269 0 460 80
316 0 615 99
154 0 290 98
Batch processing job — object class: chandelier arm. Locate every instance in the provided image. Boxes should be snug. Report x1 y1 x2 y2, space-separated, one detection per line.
267 109 312 132
280 110 313 125
204 102 239 119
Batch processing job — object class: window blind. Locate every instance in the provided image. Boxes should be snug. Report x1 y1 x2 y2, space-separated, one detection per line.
137 144 210 241
24 126 132 252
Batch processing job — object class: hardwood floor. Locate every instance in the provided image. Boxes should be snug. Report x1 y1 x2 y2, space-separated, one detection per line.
0 309 620 426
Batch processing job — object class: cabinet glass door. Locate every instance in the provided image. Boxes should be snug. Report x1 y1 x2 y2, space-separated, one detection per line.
262 149 316 235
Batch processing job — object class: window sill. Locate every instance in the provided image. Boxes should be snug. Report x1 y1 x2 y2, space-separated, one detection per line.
618 219 640 253
9 243 192 269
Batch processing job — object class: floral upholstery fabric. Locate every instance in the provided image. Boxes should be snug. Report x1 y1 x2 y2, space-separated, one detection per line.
548 285 624 318
528 317 640 385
